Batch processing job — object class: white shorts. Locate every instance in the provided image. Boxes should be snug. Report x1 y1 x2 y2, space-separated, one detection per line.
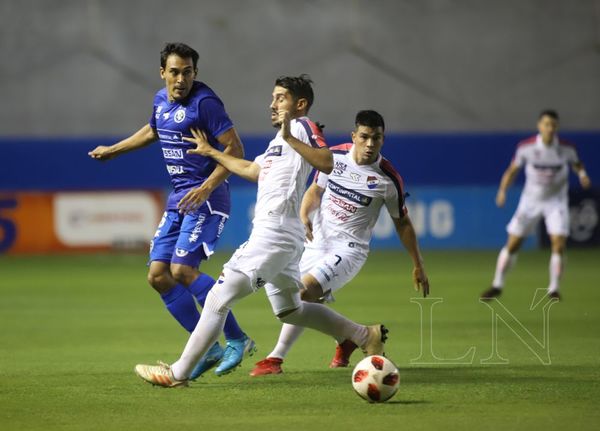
223 227 305 315
300 242 368 301
507 197 570 237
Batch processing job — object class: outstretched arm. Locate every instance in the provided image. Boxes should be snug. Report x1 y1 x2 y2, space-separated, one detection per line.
279 111 333 174
572 161 592 189
300 182 325 242
496 162 521 207
88 124 157 161
184 128 260 183
177 127 244 213
393 215 429 297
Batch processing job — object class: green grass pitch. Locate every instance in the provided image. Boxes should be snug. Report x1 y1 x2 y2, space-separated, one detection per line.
1 249 600 430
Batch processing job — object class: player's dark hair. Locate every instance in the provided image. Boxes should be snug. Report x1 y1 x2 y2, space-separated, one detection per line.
539 109 559 121
160 43 199 70
275 74 314 112
355 110 385 131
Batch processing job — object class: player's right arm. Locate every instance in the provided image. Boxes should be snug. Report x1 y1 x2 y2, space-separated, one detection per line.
88 124 157 161
184 128 260 182
496 162 521 207
300 182 325 242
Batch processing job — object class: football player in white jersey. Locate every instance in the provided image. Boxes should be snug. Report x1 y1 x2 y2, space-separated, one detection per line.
481 110 591 301
250 110 430 376
134 76 396 387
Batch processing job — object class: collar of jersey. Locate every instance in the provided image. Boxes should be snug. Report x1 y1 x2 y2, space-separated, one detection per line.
535 133 558 149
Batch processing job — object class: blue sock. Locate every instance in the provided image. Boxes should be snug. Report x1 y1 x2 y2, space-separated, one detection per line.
189 273 245 340
160 284 200 333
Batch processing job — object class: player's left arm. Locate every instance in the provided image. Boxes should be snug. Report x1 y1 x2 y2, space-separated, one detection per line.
571 161 592 189
279 110 333 174
393 215 430 297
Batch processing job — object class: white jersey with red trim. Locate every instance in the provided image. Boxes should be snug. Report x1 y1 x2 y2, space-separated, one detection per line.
310 143 407 248
514 134 579 201
253 116 327 235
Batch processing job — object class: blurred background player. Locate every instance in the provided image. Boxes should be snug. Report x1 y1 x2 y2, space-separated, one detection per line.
88 42 255 377
481 110 592 301
134 75 389 387
250 110 429 376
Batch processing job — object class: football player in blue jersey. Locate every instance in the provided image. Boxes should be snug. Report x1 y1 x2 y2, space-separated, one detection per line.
89 42 255 377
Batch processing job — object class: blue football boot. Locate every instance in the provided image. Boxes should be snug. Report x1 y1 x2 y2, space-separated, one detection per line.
189 342 224 380
214 335 257 376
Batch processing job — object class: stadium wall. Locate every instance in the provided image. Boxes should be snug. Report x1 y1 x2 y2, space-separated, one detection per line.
1 0 599 135
1 133 599 254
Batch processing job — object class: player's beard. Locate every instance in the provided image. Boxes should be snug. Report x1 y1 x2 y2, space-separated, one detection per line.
271 111 281 128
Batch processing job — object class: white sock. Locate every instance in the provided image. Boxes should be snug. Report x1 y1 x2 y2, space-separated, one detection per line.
548 253 563 293
492 247 517 289
171 270 253 380
280 302 368 347
268 324 305 360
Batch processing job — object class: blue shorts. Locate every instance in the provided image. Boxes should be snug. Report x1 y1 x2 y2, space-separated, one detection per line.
149 208 228 268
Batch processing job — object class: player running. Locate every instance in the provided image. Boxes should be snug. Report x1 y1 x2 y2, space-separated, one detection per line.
134 75 402 387
88 43 255 377
481 110 591 301
250 110 430 376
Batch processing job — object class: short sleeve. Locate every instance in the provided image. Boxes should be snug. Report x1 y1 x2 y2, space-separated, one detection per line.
567 146 580 164
384 183 407 219
149 104 157 129
513 146 527 168
197 97 234 139
254 153 266 168
295 119 327 148
314 170 329 188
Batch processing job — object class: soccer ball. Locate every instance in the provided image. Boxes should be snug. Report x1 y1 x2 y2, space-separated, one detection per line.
351 355 400 403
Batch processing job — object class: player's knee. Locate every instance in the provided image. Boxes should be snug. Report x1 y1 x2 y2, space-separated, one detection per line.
147 270 171 293
170 264 197 286
551 237 566 254
300 286 323 303
276 306 301 322
204 269 253 314
506 236 523 254
300 275 324 303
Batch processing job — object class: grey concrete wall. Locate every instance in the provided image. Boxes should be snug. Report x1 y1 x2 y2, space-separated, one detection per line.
1 0 599 135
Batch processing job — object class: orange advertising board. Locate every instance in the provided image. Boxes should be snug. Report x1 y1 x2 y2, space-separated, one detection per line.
0 191 164 254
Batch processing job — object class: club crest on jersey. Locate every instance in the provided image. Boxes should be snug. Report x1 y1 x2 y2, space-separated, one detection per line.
367 176 379 189
175 248 189 257
174 108 186 123
333 161 347 175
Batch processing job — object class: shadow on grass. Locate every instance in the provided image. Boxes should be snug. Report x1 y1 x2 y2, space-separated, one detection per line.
385 400 429 405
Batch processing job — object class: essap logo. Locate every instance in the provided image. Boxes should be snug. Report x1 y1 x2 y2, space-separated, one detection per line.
367 176 379 189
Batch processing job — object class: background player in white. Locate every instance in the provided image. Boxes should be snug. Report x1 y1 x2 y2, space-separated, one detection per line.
250 110 430 376
134 75 392 387
481 110 591 301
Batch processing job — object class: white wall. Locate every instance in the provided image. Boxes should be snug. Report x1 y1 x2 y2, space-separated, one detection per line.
1 0 598 135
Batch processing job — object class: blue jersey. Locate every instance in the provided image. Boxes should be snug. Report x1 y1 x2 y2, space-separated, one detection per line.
149 81 233 214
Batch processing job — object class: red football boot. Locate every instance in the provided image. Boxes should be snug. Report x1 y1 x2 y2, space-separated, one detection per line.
249 357 283 376
329 340 358 368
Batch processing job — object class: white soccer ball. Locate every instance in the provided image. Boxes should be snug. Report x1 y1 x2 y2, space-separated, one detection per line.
351 355 400 403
